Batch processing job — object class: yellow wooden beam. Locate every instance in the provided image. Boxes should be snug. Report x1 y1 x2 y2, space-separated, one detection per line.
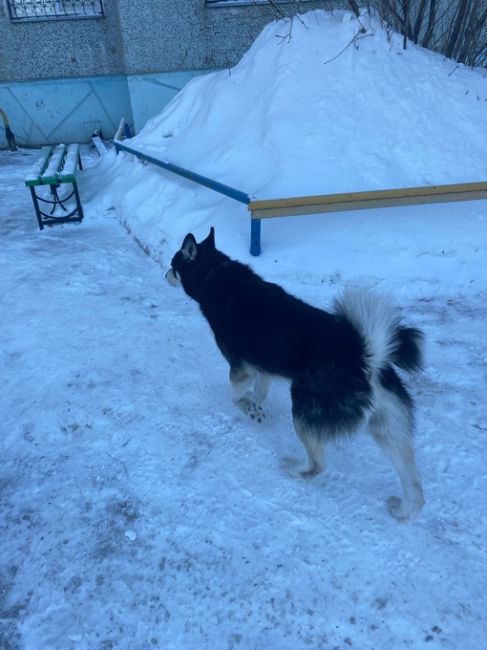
248 181 487 219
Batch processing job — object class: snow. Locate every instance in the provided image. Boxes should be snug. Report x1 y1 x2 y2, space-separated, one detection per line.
42 144 66 180
24 148 51 184
61 145 80 178
1 9 487 650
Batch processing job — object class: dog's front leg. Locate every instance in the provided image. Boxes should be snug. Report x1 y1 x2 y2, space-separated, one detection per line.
229 365 266 423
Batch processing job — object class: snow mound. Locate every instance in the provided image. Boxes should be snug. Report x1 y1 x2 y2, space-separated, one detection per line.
83 9 487 264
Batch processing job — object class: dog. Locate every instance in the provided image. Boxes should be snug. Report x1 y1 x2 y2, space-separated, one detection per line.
166 228 425 520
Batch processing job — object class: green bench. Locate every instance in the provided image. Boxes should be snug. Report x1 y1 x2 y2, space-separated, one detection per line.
25 143 84 230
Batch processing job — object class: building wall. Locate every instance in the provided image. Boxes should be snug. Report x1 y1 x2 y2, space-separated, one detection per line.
0 0 125 81
0 0 345 147
0 74 132 147
126 70 209 133
116 0 332 74
0 0 337 81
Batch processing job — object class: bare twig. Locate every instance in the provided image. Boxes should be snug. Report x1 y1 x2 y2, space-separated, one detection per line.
276 14 295 44
348 0 367 34
268 0 306 27
323 32 374 66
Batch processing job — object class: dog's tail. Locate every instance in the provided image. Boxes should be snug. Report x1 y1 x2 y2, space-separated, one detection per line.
334 287 424 375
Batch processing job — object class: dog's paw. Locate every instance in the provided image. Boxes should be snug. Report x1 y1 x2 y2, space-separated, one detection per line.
299 468 321 479
386 495 424 521
280 457 322 479
249 404 266 424
236 396 266 423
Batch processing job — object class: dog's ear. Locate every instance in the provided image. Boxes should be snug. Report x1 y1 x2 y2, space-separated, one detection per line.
181 233 197 261
202 227 215 249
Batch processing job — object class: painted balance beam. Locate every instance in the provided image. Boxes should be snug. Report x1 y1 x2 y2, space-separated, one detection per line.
248 182 487 219
247 181 487 255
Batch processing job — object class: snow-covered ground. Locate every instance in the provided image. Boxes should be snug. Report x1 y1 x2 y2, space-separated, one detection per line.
1 9 487 650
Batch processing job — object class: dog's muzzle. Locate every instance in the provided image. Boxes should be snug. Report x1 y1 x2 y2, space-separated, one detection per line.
165 268 181 287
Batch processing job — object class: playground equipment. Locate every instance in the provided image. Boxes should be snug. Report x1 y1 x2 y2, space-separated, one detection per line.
113 119 487 256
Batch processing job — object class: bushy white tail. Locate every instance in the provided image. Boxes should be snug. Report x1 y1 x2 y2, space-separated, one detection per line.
334 287 424 375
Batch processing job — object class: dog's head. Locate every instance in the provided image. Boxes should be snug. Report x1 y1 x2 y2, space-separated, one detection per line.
165 227 219 299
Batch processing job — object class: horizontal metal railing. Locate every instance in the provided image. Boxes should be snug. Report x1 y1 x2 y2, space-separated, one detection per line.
114 140 251 205
112 119 487 256
114 119 261 254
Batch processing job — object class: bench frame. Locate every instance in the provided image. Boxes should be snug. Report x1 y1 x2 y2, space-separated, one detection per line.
25 144 84 230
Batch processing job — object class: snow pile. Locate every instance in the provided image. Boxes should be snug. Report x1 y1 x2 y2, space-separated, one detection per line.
83 9 487 269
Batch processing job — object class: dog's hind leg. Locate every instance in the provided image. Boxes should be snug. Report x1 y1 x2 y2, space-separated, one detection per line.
229 364 266 423
293 416 325 479
253 371 271 404
368 382 424 520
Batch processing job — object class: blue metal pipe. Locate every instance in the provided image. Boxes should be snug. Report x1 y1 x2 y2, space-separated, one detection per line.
250 218 261 257
115 141 251 205
114 140 262 256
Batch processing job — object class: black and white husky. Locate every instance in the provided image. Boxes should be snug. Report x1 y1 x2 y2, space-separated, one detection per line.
166 228 425 520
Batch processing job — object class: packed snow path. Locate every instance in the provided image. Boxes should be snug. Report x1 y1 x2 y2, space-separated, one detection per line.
1 148 487 649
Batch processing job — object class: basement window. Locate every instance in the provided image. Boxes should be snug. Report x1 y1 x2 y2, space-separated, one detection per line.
7 0 104 21
206 1 310 6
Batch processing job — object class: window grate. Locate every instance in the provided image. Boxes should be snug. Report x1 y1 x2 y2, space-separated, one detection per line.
207 1 280 4
7 0 104 21
206 1 313 5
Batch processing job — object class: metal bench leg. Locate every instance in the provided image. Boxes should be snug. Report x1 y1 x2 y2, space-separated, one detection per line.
50 185 69 214
73 182 84 221
29 187 44 230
